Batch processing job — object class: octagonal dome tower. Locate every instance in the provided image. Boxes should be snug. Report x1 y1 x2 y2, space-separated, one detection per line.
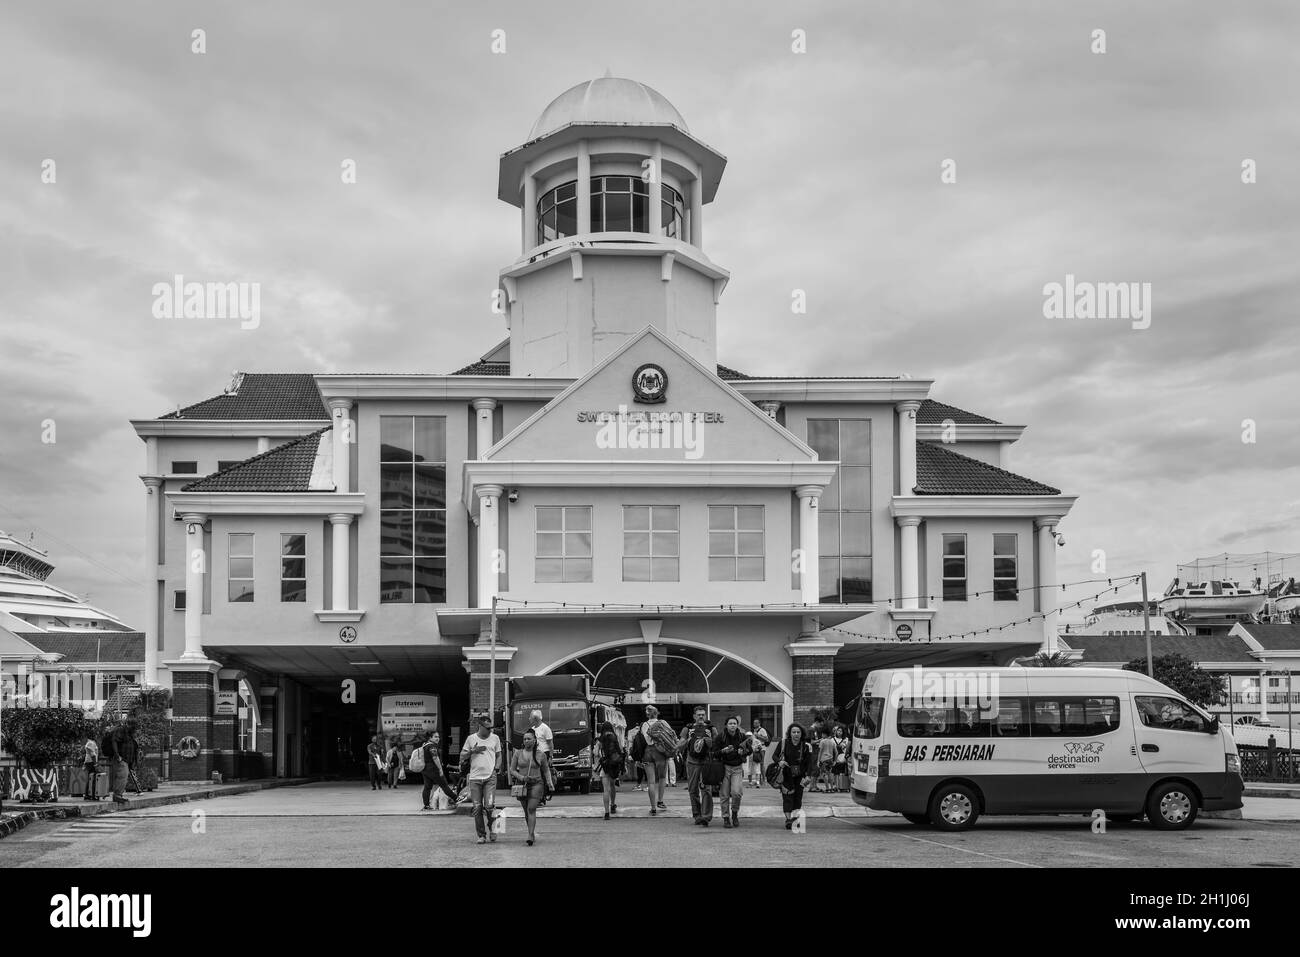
496 74 729 378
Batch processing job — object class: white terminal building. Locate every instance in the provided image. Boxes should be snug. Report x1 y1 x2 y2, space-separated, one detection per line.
130 76 1076 780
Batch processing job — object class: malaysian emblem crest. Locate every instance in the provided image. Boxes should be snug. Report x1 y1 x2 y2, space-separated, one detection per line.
632 363 668 404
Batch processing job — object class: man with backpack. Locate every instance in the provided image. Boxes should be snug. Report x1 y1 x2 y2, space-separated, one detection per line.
680 705 715 825
638 705 676 816
107 719 138 804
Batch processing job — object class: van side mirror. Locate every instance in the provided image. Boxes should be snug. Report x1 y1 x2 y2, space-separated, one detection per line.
1207 715 1220 734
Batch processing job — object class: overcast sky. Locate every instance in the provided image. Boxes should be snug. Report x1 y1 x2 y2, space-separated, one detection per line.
1 0 1297 628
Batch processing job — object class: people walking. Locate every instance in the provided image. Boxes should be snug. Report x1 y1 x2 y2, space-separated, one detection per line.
815 728 837 792
508 728 551 846
596 720 624 820
639 705 676 815
681 705 714 825
366 735 386 791
460 714 503 844
630 725 648 791
773 723 815 829
82 734 100 801
417 731 456 810
386 740 403 788
747 718 769 787
832 725 850 792
713 715 750 828
108 718 138 804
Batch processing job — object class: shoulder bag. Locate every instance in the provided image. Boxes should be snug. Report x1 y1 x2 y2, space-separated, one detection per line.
511 751 535 799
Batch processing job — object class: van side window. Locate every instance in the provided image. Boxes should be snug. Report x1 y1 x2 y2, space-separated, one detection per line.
898 703 948 737
1134 696 1208 733
992 698 1027 737
1031 697 1121 736
856 697 885 740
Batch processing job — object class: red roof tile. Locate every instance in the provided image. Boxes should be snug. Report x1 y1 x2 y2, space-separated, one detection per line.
160 373 327 421
915 442 1060 496
181 428 331 492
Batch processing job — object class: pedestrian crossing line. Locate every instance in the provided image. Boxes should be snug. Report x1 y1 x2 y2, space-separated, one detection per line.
55 818 136 838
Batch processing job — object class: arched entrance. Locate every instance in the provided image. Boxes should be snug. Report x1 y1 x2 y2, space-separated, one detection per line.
537 639 791 739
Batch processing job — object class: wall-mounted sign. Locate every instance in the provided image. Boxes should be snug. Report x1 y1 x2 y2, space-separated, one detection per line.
177 736 201 759
215 691 237 715
632 363 668 404
339 625 357 643
895 624 914 641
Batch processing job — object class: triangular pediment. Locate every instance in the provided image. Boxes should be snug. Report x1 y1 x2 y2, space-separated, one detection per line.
488 327 817 463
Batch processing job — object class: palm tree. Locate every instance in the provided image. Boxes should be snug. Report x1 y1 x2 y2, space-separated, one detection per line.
1024 651 1075 667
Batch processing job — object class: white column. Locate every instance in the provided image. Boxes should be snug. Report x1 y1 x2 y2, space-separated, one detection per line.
1036 518 1060 653
257 436 271 454
328 398 353 494
142 476 162 684
472 398 497 460
523 171 537 252
689 174 703 247
898 516 921 610
476 485 505 609
896 400 921 495
329 514 353 611
181 512 207 660
796 486 822 605
649 141 663 236
1259 669 1270 721
577 140 591 235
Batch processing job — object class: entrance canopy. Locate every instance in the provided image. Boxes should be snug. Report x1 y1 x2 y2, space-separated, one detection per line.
834 639 1041 674
436 603 877 638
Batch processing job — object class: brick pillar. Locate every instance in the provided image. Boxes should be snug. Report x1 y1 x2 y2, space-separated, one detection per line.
464 643 517 727
166 659 221 781
259 686 278 776
786 636 843 729
212 672 241 780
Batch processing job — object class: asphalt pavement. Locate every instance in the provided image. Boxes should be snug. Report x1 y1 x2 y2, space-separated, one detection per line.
3 781 1298 868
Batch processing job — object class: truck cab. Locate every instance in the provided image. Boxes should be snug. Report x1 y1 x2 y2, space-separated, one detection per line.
505 676 597 793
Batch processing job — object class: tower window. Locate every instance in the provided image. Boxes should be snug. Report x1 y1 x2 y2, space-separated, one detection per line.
537 178 686 244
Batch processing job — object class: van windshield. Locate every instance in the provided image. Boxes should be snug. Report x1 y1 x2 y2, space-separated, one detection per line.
856 697 885 739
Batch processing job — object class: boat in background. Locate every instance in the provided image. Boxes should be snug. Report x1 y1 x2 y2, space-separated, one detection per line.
1268 578 1300 617
1158 579 1266 620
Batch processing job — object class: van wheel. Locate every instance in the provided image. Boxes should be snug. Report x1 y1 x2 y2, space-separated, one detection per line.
901 813 931 826
929 784 980 830
1146 783 1198 830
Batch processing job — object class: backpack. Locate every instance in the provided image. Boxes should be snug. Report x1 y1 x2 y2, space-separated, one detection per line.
100 730 116 760
409 745 425 773
630 729 647 762
601 737 625 776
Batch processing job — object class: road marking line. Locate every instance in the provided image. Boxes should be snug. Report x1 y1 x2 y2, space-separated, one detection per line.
847 820 1042 867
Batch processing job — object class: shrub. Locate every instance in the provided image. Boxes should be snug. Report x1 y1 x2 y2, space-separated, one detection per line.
1 708 98 767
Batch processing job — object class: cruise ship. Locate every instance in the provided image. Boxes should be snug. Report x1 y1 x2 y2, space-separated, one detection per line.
1058 600 1185 638
0 531 144 715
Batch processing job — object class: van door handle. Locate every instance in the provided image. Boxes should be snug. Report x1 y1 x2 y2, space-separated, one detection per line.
1141 744 1159 753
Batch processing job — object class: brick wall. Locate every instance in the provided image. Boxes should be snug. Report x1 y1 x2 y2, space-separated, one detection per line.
791 654 835 728
170 670 214 781
467 659 508 724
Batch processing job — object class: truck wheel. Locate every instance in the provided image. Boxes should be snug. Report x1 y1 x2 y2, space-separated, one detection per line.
580 779 592 795
928 783 980 831
902 813 931 826
1146 782 1198 830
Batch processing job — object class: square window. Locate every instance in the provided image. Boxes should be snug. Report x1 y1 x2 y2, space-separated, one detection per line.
737 556 765 581
379 417 414 462
412 466 447 509
623 557 651 581
651 531 678 557
380 557 413 602
624 531 650 556
708 507 735 531
535 558 565 583
737 506 764 530
536 507 564 532
413 558 446 603
651 557 679 581
380 465 413 509
807 420 839 460
624 506 650 531
708 557 733 581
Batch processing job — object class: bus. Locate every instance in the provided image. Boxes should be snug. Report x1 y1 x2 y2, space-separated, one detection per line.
851 667 1243 831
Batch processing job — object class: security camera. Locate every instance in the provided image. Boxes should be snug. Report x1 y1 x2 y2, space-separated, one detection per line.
1052 531 1066 547
507 489 519 503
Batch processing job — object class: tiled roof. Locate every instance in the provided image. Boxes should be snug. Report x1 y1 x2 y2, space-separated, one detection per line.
160 373 328 420
452 360 512 376
1060 634 1258 664
917 399 1000 426
181 428 330 492
715 364 747 381
1236 623 1300 651
17 632 145 663
915 442 1060 496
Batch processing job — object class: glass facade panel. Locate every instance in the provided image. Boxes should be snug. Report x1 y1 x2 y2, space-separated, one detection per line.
809 419 872 602
380 416 447 603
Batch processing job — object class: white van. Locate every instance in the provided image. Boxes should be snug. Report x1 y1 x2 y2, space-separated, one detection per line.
850 667 1243 830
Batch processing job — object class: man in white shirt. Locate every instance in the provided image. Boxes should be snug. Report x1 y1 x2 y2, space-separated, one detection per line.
460 714 503 844
529 710 554 754
529 710 554 805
